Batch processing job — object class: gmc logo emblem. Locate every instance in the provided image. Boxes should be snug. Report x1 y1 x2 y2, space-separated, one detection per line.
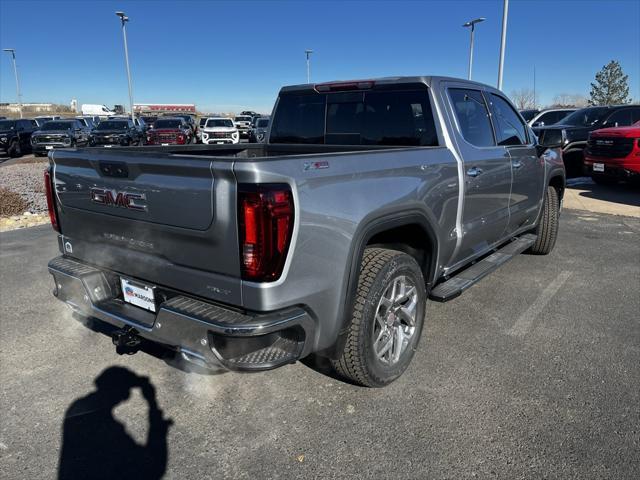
90 188 147 212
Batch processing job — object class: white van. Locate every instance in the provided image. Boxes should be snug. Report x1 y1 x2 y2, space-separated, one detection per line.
81 104 116 117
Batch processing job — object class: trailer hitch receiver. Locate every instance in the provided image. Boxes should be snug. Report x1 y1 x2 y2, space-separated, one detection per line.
112 326 142 355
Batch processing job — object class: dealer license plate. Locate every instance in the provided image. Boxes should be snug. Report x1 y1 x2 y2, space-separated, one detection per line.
121 278 156 312
45 145 53 150
593 163 605 172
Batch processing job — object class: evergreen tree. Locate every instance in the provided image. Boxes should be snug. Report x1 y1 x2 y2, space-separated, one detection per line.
589 60 631 105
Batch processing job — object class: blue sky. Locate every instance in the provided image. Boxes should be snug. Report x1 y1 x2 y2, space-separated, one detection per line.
1 0 638 113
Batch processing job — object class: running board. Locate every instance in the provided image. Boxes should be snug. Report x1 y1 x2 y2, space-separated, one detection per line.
429 234 537 302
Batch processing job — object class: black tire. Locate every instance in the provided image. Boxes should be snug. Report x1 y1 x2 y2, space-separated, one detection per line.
591 174 616 186
528 185 560 255
8 139 22 158
331 248 426 387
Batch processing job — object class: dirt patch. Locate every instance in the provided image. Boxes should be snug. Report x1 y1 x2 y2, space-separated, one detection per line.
0 187 29 216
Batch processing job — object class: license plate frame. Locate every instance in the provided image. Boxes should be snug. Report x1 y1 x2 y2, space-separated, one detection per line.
593 163 605 172
121 277 157 312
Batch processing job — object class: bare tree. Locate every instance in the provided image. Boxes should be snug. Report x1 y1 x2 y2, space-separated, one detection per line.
551 93 588 108
510 88 536 110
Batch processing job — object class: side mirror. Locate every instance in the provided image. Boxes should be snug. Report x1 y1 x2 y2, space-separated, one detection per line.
536 129 563 156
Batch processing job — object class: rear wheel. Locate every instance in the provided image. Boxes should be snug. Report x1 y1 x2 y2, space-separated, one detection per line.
331 248 426 387
528 185 560 255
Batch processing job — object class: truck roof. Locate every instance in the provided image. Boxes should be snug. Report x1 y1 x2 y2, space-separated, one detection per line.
279 76 503 95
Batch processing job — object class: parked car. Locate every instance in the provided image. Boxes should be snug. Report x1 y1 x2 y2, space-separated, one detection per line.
81 104 116 117
146 117 193 145
89 119 143 147
163 114 197 137
140 116 158 129
108 115 149 134
197 117 208 142
584 120 640 185
534 104 640 176
31 119 90 156
0 118 38 157
519 109 540 123
200 117 240 144
33 116 62 128
248 117 270 143
234 115 252 137
75 116 98 131
241 110 259 117
45 75 565 387
528 108 575 128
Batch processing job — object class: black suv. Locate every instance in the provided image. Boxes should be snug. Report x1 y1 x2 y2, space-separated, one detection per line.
535 104 640 176
0 118 38 157
90 119 144 147
31 119 91 156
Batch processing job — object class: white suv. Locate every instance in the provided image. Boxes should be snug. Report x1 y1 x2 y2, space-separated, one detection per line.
201 117 240 144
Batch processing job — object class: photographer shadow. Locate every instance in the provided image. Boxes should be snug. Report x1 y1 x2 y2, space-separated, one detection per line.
58 366 173 480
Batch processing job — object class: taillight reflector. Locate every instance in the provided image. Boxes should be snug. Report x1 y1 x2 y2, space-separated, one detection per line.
238 184 294 282
44 169 60 232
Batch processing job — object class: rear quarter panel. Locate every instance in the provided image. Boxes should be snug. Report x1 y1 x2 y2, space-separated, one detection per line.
234 146 459 351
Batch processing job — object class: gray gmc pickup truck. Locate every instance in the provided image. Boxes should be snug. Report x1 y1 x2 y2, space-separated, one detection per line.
46 76 565 387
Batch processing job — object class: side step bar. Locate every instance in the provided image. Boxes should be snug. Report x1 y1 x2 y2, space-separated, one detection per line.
429 233 537 302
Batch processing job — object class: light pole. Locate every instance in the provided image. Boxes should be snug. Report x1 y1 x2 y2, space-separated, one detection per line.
115 11 135 123
3 48 22 118
305 49 313 84
497 0 509 90
462 18 485 81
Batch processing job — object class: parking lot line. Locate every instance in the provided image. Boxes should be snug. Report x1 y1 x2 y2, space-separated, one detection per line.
507 270 573 337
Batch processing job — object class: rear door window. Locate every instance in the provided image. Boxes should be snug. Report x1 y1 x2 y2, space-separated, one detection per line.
487 93 528 146
449 88 495 147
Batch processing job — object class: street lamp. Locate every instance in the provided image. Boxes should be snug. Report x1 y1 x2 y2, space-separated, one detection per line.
497 0 509 90
115 11 135 123
305 49 313 84
462 18 485 80
3 48 23 118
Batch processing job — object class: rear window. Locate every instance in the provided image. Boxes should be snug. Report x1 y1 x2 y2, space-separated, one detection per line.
270 89 438 146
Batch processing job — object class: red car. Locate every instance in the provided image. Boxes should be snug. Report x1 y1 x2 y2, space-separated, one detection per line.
145 117 193 145
584 120 640 184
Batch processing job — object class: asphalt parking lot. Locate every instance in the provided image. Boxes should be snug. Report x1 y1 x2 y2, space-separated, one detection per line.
1 210 639 479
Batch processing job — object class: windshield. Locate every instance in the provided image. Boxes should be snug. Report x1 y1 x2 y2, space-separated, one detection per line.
0 120 16 130
97 121 128 130
154 119 182 129
235 116 251 122
42 121 74 131
558 107 609 127
206 119 234 128
256 118 270 128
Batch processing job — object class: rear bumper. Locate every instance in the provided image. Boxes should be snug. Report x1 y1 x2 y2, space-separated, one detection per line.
48 255 315 371
584 156 640 177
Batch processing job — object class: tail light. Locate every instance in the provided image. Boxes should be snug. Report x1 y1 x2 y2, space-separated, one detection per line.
44 169 60 232
238 184 294 282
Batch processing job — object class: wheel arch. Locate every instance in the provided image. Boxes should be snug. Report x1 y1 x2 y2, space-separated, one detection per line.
323 210 440 359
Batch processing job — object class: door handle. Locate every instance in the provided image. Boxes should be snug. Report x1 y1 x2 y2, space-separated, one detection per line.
466 167 483 178
512 160 523 169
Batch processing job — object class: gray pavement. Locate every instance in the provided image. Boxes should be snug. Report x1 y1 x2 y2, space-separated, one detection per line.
1 211 639 479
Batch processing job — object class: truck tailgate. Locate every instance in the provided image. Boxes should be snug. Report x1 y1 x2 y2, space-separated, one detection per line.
50 149 241 304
